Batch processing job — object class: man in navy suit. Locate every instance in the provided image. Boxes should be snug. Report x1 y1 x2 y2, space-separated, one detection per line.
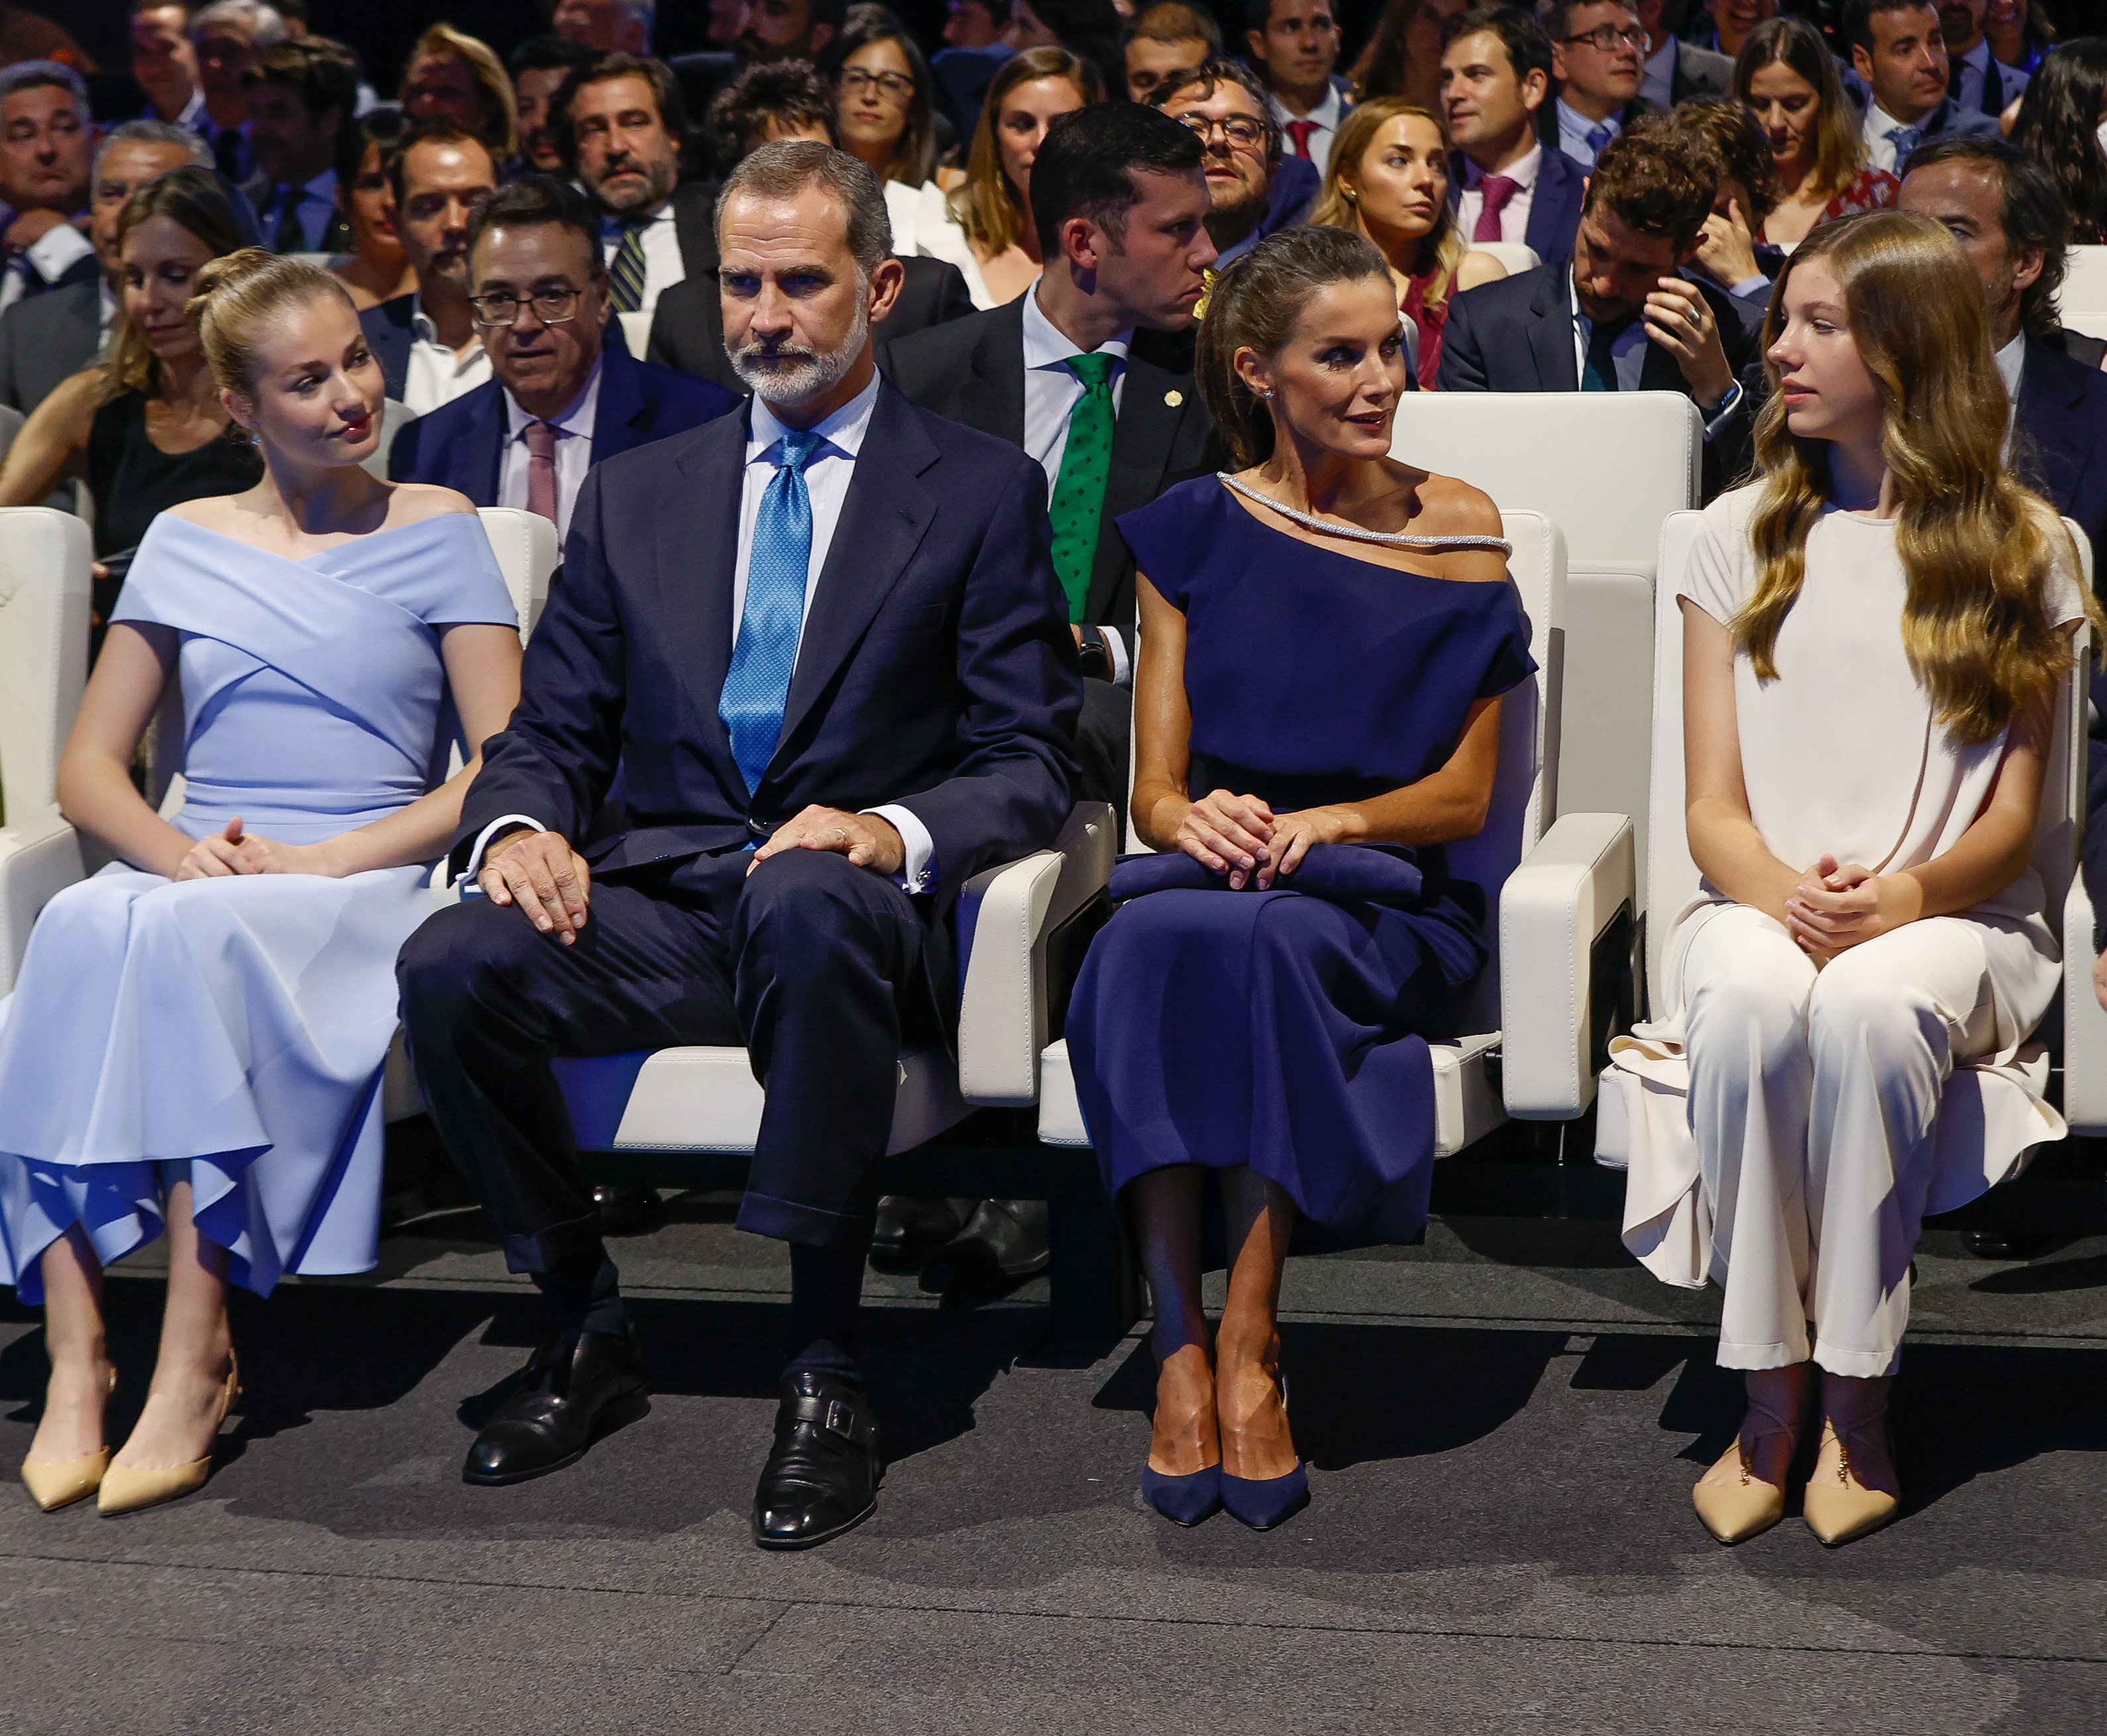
1440 6 1586 266
389 176 737 543
1846 0 1998 176
396 142 1080 1549
1439 117 1766 501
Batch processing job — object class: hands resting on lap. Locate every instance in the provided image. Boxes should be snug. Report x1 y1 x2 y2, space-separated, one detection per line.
1175 788 1352 891
1784 853 1923 962
172 816 340 881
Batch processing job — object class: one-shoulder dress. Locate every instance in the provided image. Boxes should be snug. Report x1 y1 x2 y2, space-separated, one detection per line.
1065 478 1535 1240
0 512 518 1300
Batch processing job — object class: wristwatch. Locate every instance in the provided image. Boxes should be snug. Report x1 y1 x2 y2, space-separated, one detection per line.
1077 627 1113 682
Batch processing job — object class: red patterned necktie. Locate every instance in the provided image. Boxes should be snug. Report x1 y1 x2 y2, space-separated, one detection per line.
1285 119 1319 157
1474 174 1519 243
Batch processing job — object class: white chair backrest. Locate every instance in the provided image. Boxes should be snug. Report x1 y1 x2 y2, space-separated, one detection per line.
475 506 559 644
1472 241 1540 278
2059 246 2107 319
0 508 91 826
1448 508 1564 1032
618 310 652 357
1645 512 2090 1006
1391 392 1700 572
363 398 413 481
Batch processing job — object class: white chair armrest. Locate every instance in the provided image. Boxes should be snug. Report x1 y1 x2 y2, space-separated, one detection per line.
2063 874 2107 1133
0 805 83 993
955 801 1115 1106
1498 810 1635 1118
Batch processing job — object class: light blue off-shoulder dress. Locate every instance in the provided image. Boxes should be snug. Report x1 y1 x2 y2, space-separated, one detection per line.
0 511 517 1301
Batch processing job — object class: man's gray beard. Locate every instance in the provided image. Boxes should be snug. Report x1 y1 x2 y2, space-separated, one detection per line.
729 294 871 409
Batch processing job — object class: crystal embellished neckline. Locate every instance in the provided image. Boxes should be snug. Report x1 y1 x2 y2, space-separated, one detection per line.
1216 472 1512 553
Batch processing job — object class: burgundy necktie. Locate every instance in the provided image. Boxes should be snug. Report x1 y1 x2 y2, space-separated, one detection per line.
524 419 560 526
1474 174 1519 243
1284 119 1319 158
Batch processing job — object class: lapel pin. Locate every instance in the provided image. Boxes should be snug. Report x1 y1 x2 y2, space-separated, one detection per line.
1164 389 1183 407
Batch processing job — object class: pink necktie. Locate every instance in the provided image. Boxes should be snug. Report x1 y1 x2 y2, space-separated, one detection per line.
524 419 559 526
1285 119 1319 158
1474 174 1519 243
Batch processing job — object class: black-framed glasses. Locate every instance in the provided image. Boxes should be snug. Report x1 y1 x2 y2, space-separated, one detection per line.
839 68 916 99
1561 23 1648 50
469 287 586 327
1173 112 1268 151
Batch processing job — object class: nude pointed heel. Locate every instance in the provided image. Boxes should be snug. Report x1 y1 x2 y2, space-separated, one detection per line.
1692 1393 1800 1546
99 1354 240 1519
21 1366 118 1512
1802 1412 1900 1548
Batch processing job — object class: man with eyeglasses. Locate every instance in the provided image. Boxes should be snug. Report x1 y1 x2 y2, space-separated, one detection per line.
1149 58 1317 268
388 174 735 543
1541 0 1661 170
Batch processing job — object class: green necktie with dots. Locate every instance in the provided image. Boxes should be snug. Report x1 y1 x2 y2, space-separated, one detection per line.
1047 352 1118 623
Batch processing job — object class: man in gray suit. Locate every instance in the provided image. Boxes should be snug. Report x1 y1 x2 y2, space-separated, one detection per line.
1637 0 1731 107
0 120 207 415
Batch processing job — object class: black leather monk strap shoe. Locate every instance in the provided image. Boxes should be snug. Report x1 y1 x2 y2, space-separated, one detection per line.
751 1372 881 1550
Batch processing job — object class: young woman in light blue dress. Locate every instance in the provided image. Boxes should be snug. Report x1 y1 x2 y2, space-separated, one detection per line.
1 249 523 1516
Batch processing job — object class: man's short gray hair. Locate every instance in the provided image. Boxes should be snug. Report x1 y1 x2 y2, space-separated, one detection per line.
189 0 288 49
716 140 892 278
94 119 214 180
0 59 89 122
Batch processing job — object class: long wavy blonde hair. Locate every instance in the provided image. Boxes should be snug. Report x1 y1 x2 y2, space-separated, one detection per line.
1739 210 2091 747
1310 97 1464 312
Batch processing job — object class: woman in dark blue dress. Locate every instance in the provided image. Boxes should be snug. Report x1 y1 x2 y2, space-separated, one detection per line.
1067 227 1533 1530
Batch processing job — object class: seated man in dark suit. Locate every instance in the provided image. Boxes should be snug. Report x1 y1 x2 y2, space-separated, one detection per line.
883 103 1220 1283
1540 0 1664 169
1635 0 1731 107
1845 0 1998 176
389 175 739 544
1439 115 1766 501
1440 6 1587 266
396 142 1080 1550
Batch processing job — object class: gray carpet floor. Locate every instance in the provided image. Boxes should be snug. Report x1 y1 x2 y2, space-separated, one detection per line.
5 1189 2107 1735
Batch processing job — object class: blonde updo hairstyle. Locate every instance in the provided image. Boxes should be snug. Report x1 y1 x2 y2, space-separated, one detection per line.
186 246 360 424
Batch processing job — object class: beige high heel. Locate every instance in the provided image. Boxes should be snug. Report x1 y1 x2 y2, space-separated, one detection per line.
1692 1393 1801 1545
99 1353 240 1519
21 1366 117 1512
1802 1411 1900 1547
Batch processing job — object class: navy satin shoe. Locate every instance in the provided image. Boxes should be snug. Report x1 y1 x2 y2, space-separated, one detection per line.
1140 1461 1222 1526
1220 1462 1309 1530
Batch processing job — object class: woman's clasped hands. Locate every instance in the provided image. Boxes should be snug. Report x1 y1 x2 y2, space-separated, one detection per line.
1174 789 1353 889
172 816 339 880
1783 851 1924 959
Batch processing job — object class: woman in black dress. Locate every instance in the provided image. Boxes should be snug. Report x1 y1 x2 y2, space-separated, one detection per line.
0 166 263 633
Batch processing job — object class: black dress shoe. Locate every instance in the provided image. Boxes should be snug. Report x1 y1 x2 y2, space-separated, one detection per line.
928 1199 1051 1291
592 1184 662 1236
869 1195 969 1266
751 1372 881 1550
462 1324 651 1487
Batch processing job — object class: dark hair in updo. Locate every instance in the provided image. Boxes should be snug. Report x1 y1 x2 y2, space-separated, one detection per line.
1195 224 1393 468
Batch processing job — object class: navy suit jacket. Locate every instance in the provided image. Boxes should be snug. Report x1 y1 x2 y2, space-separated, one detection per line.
360 291 416 402
1449 143 1587 266
386 341 738 500
452 380 1081 996
2015 334 2107 563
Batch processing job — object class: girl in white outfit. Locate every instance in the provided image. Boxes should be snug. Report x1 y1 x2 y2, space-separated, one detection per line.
1598 211 2094 1547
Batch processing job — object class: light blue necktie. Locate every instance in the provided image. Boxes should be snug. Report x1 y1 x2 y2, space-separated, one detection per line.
1886 123 1923 165
1586 121 1613 161
721 427 822 796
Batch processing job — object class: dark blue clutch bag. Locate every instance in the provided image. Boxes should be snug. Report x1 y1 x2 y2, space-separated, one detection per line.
1108 843 1424 904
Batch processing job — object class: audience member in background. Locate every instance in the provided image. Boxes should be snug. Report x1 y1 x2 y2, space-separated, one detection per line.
1849 0 1998 177
1017 0 1126 102
1986 0 2054 77
189 0 287 186
568 54 712 325
0 2 86 73
1314 96 1507 386
1244 0 1350 176
887 106 1218 1283
1441 7 1585 264
739 0 845 68
1544 0 1660 170
554 0 655 58
1674 96 1782 307
327 106 413 309
400 24 520 169
1125 1 1219 103
243 37 357 255
1348 0 1468 109
0 169 264 626
1440 118 1764 500
0 246 521 1521
358 123 498 412
1603 210 2088 1550
822 8 943 254
711 57 837 158
1942 0 2029 117
1682 0 1774 59
390 176 735 543
133 0 205 130
1900 135 2107 546
2009 37 2107 245
511 34 598 176
397 143 1079 1549
1069 223 1527 1533
0 62 95 315
1637 0 1730 107
0 121 207 417
944 44 1101 305
1151 60 1318 269
933 0 1014 144
1737 15 1898 248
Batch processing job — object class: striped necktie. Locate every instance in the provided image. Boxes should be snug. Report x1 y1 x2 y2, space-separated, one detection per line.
610 220 649 314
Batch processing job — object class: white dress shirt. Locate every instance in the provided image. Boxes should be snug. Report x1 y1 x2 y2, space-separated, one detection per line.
602 202 686 321
1456 143 1541 246
0 217 93 312
1996 328 2026 457
499 357 602 545
1862 101 1928 174
1554 97 1622 169
1266 82 1346 178
403 297 492 416
262 168 338 253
